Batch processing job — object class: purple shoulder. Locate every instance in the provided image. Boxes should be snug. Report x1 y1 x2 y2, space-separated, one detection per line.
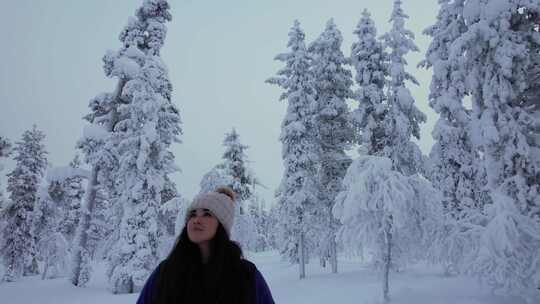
242 259 275 304
136 262 163 304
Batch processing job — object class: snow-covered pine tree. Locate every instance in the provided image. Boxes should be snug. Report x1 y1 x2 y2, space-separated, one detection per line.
1 125 48 282
57 155 85 245
448 2 540 300
33 166 88 280
0 136 11 210
155 174 180 257
333 155 442 302
219 128 259 209
350 9 388 156
0 136 12 278
106 0 181 293
231 202 259 250
71 49 125 288
308 19 353 274
0 136 10 159
217 128 261 249
70 26 130 292
419 0 490 275
380 0 427 176
170 196 190 236
33 177 67 279
266 203 279 250
247 195 270 252
421 0 477 215
266 20 320 279
72 0 181 290
157 175 179 236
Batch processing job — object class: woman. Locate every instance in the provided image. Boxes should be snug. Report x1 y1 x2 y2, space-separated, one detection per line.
136 187 275 304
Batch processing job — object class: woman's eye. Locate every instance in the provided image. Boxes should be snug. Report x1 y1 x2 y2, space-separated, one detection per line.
188 212 196 218
203 212 212 217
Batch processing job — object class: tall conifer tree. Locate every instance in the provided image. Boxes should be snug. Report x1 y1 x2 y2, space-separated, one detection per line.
308 19 353 273
0 136 11 210
105 0 181 294
420 0 489 274
72 0 181 291
267 20 320 279
220 128 258 211
381 0 426 176
448 2 540 299
1 126 48 281
350 9 388 156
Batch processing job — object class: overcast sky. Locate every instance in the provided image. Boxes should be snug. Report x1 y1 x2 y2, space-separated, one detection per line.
0 0 439 205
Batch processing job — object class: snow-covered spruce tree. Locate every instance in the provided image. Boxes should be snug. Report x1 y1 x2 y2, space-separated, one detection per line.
248 195 271 252
0 135 11 278
350 9 388 156
157 175 179 236
220 128 259 209
419 0 489 275
33 178 66 279
155 174 180 257
447 2 540 300
159 195 187 236
156 176 185 259
380 0 427 176
217 128 262 249
70 21 132 291
1 126 48 282
0 136 11 210
333 155 442 303
168 196 190 237
57 155 85 245
106 0 181 293
308 19 353 274
231 202 259 250
266 20 320 279
32 166 88 280
420 0 481 216
72 0 180 290
0 136 10 160
71 45 125 289
266 204 280 250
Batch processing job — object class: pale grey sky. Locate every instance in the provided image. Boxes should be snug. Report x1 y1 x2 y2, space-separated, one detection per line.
0 0 439 205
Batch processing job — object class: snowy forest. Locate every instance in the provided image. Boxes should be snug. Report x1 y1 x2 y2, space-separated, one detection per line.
0 0 539 303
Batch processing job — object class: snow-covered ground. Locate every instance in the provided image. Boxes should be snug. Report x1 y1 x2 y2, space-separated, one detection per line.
0 251 529 304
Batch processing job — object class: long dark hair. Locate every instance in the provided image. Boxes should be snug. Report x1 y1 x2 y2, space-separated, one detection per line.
153 223 253 304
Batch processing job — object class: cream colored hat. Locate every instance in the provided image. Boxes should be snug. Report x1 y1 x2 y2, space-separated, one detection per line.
186 187 236 236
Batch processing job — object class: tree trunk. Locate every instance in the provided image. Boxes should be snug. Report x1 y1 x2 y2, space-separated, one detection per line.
382 215 392 303
24 257 39 276
330 237 338 274
70 79 124 287
70 167 98 286
299 232 306 279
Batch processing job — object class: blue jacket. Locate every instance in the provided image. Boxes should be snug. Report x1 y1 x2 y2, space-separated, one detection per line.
136 260 275 304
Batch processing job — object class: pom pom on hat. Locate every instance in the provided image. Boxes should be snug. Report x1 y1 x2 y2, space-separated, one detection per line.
215 186 236 202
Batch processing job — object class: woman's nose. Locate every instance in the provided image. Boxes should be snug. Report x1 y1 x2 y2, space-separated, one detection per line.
192 213 202 222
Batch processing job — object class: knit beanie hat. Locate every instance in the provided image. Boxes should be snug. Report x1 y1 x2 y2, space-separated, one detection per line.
186 187 236 236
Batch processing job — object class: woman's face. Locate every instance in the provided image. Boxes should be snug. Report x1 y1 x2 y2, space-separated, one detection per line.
187 208 219 244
